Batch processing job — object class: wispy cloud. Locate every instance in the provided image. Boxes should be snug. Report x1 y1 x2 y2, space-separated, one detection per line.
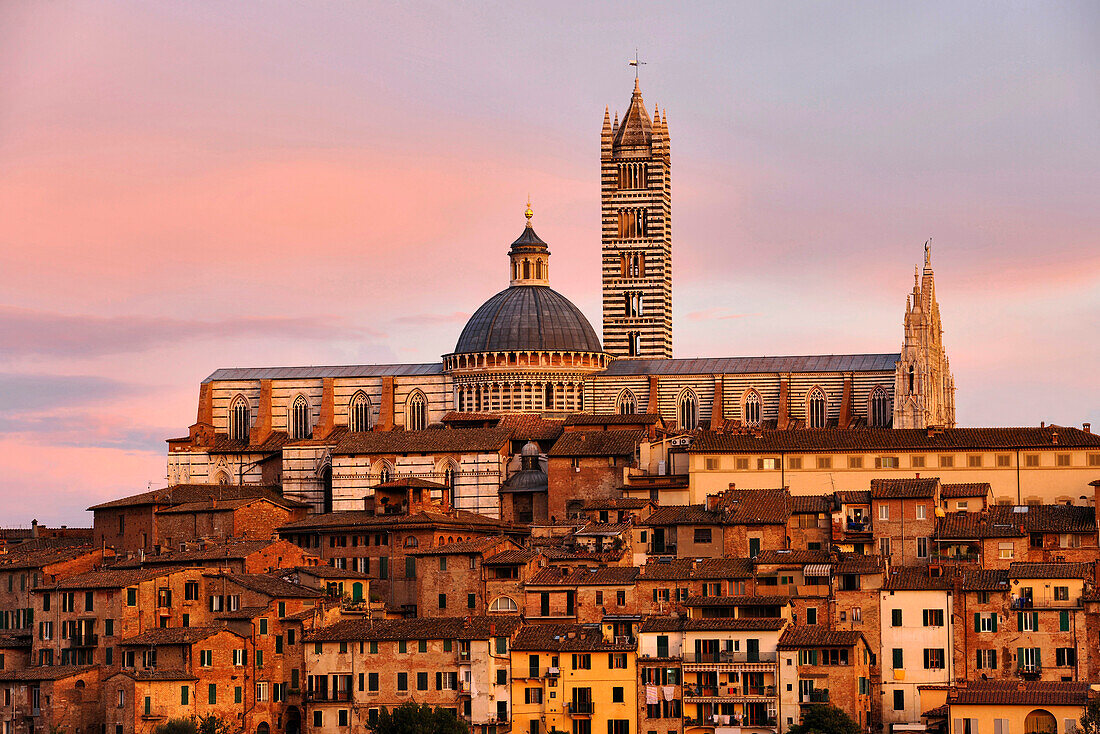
391 311 471 326
686 308 759 322
0 306 379 358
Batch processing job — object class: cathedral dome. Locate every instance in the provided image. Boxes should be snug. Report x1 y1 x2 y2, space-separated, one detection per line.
453 285 602 355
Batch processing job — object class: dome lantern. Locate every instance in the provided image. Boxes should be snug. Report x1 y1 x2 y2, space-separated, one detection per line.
508 200 550 286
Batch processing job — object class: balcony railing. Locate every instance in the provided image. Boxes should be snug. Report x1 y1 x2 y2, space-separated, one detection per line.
304 690 353 702
931 549 981 563
648 545 678 556
843 519 872 534
684 715 776 728
1017 663 1042 678
682 651 777 664
567 701 594 715
1013 596 1081 609
801 689 830 703
684 685 776 699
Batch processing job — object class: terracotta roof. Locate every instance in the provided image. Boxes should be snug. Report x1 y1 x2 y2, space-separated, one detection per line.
285 566 372 580
947 681 1095 706
512 624 634 652
646 505 723 526
583 498 653 510
45 568 170 591
833 554 885 575
441 411 499 424
410 537 506 556
88 484 293 511
777 627 865 649
988 504 1096 534
0 544 99 571
754 549 831 566
935 512 1024 539
790 495 834 514
835 491 871 505
958 568 1009 591
723 489 792 525
217 605 270 620
482 549 539 566
1007 562 1093 580
154 497 297 514
638 558 697 580
127 539 293 566
640 617 787 633
496 414 565 442
572 522 630 537
883 566 955 591
278 509 515 533
305 616 522 642
527 566 640 586
685 595 790 607
563 413 661 426
218 572 322 598
373 478 449 490
870 478 939 499
548 430 643 457
692 426 1100 453
332 427 513 456
940 483 991 499
0 665 95 681
121 627 230 646
0 633 32 649
693 558 755 579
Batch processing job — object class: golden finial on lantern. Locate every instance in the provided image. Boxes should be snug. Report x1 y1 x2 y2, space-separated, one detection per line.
524 195 533 226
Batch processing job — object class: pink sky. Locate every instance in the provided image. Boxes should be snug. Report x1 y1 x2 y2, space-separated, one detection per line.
1 2 1097 525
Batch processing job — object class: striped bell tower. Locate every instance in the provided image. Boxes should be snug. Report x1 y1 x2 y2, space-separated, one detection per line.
601 78 673 359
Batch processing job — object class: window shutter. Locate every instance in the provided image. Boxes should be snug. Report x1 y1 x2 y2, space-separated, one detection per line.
970 719 979 734
990 650 997 668
923 649 930 668
974 613 980 632
1017 612 1023 629
955 720 965 734
975 649 982 668
435 672 442 690
1031 612 1039 630
923 609 929 626
1059 611 1069 632
1017 647 1025 667
991 614 997 632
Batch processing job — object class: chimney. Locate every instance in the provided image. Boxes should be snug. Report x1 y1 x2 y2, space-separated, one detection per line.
1085 423 1092 433
1052 431 1059 445
31 519 38 539
1041 421 1045 428
490 622 496 636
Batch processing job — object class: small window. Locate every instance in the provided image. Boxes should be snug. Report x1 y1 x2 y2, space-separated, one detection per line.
788 456 803 470
704 457 719 471
996 454 1011 467
879 504 889 521
289 395 312 440
816 456 832 469
1025 454 1040 467
911 455 926 468
876 456 899 469
967 455 982 468
1056 454 1071 467
848 456 864 469
693 529 712 544
735 458 750 470
758 457 779 470
939 455 954 467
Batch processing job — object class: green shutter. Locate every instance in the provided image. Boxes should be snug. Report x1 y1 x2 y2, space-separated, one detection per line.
1059 611 1069 632
1032 612 1039 630
991 614 997 632
1017 647 1025 669
1017 612 1023 629
974 613 981 632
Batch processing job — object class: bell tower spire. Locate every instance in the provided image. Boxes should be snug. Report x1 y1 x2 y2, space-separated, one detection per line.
601 72 673 359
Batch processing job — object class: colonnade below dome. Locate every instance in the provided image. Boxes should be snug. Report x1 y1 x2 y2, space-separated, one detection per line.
443 350 610 372
453 377 588 413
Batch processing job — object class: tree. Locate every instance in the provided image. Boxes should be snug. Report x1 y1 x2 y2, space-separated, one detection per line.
787 704 861 734
366 702 470 734
197 716 242 734
1079 700 1100 734
155 721 199 734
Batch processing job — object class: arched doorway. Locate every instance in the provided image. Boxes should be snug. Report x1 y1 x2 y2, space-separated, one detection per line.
1025 710 1057 734
256 724 270 734
321 466 333 514
285 708 301 734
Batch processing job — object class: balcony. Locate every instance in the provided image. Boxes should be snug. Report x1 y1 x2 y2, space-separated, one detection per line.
931 548 981 564
1017 663 1042 680
458 650 471 662
1014 595 1082 609
567 701 594 716
841 519 872 535
683 685 776 700
801 689 830 704
648 544 678 557
304 690 353 702
682 651 778 665
684 715 776 729
518 667 560 679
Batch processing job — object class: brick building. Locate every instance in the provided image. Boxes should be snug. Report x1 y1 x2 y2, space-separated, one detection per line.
870 478 940 566
303 616 521 734
775 627 873 733
0 664 101 734
546 430 643 521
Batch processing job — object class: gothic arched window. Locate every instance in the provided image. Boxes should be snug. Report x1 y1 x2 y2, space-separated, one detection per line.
908 365 915 394
807 388 827 429
406 390 427 431
376 462 392 484
628 332 641 357
290 395 312 439
678 389 699 430
617 390 637 415
523 259 531 279
870 386 891 428
535 259 543 279
544 383 554 410
743 390 761 426
348 391 372 432
441 461 457 488
229 396 250 442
